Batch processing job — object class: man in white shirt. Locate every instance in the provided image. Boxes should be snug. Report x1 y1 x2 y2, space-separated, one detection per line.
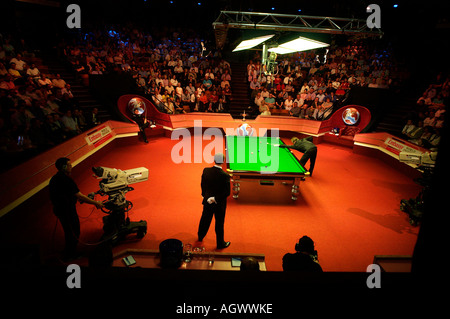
52 74 67 89
188 54 198 67
283 74 294 85
294 94 304 107
284 96 294 111
10 54 26 72
254 92 264 109
27 63 40 80
174 64 184 74
38 74 53 88
61 84 74 99
175 83 183 98
368 78 378 88
61 109 80 136
170 75 178 87
250 78 260 91
165 83 175 95
401 119 416 137
316 90 326 103
300 82 310 94
423 112 436 127
220 79 230 89
221 70 231 81
332 79 341 90
186 83 196 95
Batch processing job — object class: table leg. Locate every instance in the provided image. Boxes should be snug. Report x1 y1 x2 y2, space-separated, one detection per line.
291 178 301 200
231 175 240 199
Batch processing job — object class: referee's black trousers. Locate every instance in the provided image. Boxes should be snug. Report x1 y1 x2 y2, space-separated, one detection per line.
197 202 226 247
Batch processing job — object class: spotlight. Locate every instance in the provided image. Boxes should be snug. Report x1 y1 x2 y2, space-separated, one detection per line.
232 34 275 52
268 36 329 55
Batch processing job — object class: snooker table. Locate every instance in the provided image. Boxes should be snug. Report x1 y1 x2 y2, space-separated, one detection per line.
225 135 308 200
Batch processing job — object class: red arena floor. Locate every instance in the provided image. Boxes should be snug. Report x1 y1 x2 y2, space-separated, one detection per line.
0 134 422 272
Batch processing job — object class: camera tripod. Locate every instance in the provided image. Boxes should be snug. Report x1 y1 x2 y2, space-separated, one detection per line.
100 197 147 245
400 166 433 226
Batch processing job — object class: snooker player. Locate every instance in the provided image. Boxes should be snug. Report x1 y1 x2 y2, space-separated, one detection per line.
275 136 317 176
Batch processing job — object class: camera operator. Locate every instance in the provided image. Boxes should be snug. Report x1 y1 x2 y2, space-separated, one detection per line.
49 157 104 261
282 235 323 272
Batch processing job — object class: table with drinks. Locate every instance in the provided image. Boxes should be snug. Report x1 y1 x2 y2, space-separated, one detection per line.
112 247 267 271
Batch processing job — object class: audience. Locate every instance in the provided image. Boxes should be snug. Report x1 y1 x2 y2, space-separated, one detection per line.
246 39 405 120
1 24 444 172
400 72 448 150
61 25 233 115
0 34 104 172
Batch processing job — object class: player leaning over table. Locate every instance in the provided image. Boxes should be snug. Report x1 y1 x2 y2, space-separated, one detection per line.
275 136 317 176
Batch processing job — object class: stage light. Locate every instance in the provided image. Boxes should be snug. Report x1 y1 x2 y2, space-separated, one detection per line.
232 34 275 52
393 4 398 8
271 7 275 11
268 36 329 54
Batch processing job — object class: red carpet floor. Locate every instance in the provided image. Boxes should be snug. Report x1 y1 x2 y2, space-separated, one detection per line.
0 135 422 272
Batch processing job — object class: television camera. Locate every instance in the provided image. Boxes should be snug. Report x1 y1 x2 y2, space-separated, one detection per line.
263 51 278 75
89 166 149 245
399 151 437 226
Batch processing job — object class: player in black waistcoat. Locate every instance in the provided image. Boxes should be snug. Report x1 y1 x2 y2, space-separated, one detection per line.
197 153 231 249
277 136 317 176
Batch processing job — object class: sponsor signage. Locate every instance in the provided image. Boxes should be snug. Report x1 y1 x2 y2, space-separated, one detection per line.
85 124 113 147
384 137 422 155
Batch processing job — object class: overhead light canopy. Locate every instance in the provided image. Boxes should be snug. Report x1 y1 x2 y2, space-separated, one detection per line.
268 36 329 54
232 34 275 52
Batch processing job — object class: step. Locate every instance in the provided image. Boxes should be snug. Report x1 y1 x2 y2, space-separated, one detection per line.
77 97 99 103
232 85 249 90
230 102 251 107
373 255 412 272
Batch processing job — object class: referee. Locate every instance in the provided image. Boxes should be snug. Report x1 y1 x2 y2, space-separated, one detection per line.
277 136 317 176
197 153 231 249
